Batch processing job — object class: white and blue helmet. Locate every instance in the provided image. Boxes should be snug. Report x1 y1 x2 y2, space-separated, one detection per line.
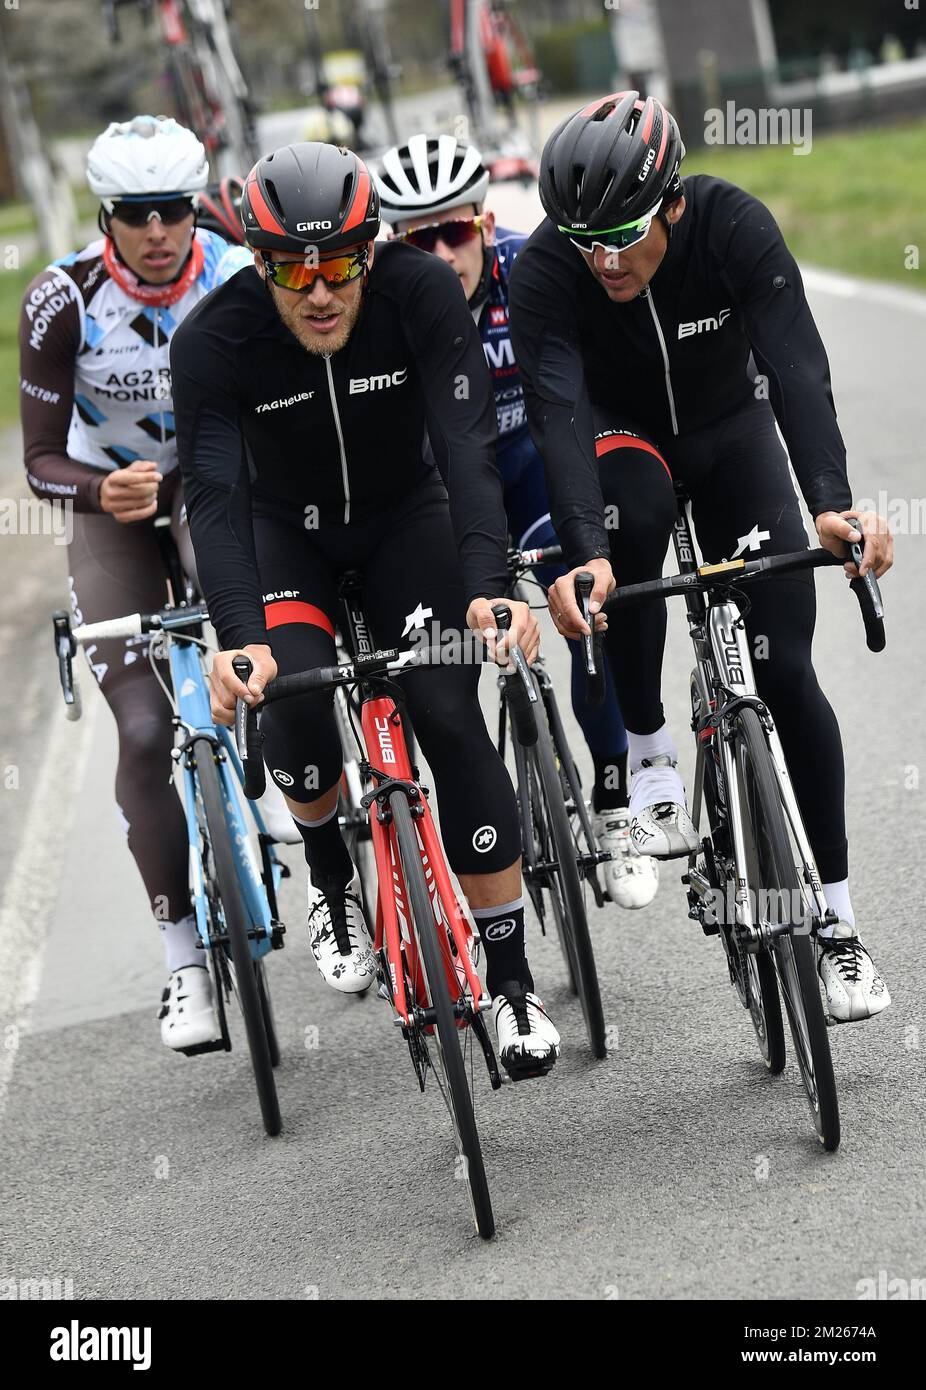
86 114 209 210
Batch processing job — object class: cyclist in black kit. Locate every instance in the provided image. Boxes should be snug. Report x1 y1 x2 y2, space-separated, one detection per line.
170 142 560 1077
508 92 892 1023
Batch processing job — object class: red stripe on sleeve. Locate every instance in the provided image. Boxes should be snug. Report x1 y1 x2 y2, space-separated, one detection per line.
264 600 335 638
595 433 672 481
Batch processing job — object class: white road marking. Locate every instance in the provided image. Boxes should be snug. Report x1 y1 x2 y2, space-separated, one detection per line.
0 692 100 1121
802 264 926 316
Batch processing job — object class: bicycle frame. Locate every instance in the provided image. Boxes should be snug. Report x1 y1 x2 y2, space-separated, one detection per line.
673 500 831 942
166 628 280 961
335 580 488 1028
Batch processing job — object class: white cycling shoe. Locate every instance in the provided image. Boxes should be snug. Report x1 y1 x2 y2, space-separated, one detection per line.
593 806 659 909
307 870 376 994
817 925 891 1023
159 966 222 1052
492 981 560 1080
629 755 700 860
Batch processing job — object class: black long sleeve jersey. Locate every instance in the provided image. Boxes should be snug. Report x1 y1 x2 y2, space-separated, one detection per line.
170 240 507 651
507 174 852 570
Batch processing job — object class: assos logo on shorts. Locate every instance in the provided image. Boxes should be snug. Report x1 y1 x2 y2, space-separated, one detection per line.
472 825 497 853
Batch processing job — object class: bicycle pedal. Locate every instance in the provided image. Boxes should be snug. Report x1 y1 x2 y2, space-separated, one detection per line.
177 1037 227 1058
503 1060 557 1083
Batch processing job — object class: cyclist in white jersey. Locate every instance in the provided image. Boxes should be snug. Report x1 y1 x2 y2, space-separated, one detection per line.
19 115 251 1052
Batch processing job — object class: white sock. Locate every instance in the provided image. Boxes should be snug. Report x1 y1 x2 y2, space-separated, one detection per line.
628 724 678 775
160 913 202 973
819 880 855 935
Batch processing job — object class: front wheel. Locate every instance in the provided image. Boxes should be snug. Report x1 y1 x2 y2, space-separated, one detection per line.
735 707 839 1150
198 746 282 1137
391 791 495 1239
529 686 606 1059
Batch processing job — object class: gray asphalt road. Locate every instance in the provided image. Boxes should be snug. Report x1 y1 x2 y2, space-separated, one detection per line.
1 190 924 1299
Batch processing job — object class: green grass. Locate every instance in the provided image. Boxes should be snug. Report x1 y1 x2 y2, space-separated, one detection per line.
682 116 926 289
0 255 45 432
0 200 36 239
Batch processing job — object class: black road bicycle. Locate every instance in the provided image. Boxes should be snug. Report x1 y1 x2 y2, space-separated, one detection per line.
580 496 885 1150
499 545 611 1060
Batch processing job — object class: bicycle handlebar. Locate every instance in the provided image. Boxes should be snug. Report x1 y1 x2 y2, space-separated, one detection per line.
507 542 563 574
234 630 538 800
51 602 208 719
597 533 885 650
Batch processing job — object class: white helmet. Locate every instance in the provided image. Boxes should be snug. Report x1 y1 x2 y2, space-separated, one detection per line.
376 133 490 226
86 114 209 211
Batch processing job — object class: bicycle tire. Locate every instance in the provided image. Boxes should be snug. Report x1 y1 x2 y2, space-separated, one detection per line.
542 681 606 908
198 745 282 1136
512 718 579 994
390 790 495 1239
257 960 280 1069
530 687 607 1059
692 674 784 1073
735 708 839 1150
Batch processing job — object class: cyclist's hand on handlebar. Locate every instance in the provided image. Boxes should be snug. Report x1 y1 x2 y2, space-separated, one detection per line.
467 597 540 666
209 645 276 727
815 510 893 580
548 560 614 638
99 459 163 523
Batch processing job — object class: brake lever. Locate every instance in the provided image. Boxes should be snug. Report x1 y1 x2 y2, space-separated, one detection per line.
52 609 82 721
845 516 886 652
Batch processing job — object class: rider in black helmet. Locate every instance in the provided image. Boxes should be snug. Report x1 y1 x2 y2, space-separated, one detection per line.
172 141 562 1076
510 92 893 1024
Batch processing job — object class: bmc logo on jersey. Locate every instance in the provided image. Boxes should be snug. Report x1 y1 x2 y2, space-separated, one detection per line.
295 220 333 231
349 367 408 393
678 308 732 339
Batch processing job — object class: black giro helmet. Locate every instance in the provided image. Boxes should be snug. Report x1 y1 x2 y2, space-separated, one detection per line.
241 142 380 253
539 91 685 235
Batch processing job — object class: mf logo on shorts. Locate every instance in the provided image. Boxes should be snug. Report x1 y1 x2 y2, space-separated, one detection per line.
349 368 408 393
484 917 515 941
678 308 732 339
472 825 497 853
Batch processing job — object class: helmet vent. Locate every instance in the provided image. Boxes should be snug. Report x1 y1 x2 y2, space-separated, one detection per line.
339 173 354 219
592 101 618 122
263 178 286 221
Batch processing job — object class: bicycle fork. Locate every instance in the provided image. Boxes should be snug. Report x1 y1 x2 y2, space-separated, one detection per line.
688 600 834 952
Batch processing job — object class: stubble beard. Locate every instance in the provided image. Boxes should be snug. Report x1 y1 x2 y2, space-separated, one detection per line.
272 284 361 357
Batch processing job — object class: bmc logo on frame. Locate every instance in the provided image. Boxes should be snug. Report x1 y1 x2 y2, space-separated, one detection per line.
349 368 408 393
678 308 732 339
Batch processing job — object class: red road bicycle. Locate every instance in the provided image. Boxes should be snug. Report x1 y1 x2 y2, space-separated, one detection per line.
234 605 538 1239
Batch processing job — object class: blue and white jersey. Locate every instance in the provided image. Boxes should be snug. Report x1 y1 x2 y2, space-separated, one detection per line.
43 230 251 476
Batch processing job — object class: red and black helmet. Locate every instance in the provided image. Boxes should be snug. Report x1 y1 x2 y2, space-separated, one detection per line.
539 91 685 234
241 142 380 254
196 175 245 245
